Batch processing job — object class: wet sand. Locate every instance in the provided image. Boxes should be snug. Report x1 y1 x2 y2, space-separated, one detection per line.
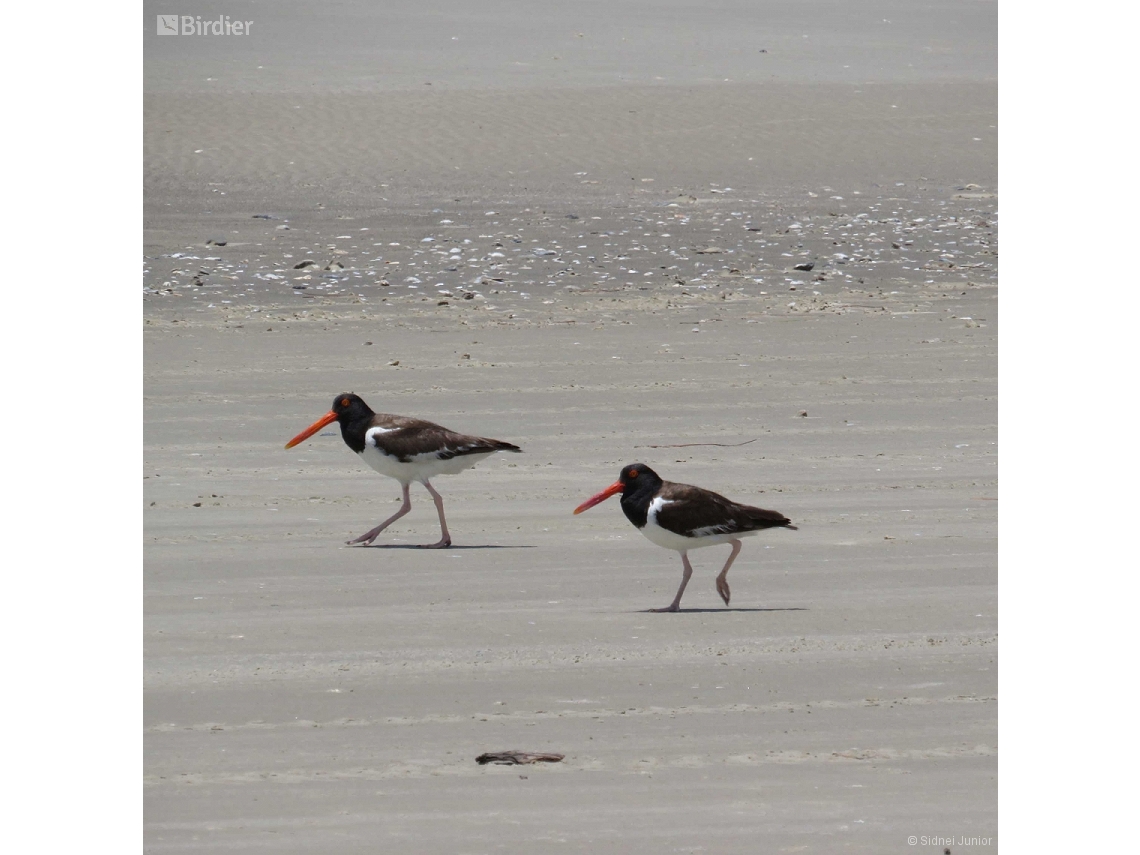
145 3 997 851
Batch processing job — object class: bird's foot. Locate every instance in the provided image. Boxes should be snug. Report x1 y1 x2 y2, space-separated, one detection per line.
346 527 383 546
716 578 731 606
649 603 681 613
417 537 452 549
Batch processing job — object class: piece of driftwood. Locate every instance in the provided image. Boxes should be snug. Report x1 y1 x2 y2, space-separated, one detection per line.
635 439 757 449
476 751 565 766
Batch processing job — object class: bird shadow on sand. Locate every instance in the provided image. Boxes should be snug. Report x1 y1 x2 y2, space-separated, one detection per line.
353 543 537 550
633 607 809 614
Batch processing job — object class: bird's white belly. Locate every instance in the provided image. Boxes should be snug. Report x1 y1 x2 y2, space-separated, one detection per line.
358 446 495 483
641 499 760 551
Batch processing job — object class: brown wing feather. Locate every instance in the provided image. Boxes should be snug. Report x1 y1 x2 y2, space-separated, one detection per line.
369 414 521 462
655 482 795 538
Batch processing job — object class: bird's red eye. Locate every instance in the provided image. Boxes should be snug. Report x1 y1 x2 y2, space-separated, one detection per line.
341 398 350 407
629 469 638 478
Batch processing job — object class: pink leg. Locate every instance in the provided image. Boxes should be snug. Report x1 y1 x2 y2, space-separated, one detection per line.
347 483 412 545
651 552 693 613
419 480 452 549
715 540 743 606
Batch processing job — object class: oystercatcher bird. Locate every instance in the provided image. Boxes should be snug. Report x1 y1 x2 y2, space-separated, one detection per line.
285 393 521 547
574 463 796 611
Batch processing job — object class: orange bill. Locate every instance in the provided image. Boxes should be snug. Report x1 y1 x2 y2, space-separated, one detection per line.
285 411 338 449
573 481 624 514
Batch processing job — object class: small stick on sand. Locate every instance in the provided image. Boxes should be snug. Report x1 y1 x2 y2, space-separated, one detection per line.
476 751 565 765
635 439 757 449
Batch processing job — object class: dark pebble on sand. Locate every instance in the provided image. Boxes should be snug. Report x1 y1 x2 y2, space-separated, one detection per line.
206 238 227 246
793 261 815 271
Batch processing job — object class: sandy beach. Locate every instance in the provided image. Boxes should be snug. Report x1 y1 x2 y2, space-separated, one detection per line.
144 3 997 851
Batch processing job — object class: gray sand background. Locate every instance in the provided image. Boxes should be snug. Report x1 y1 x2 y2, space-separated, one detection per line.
144 2 997 851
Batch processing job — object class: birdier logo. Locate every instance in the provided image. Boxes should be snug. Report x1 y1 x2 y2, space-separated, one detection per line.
156 15 253 36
